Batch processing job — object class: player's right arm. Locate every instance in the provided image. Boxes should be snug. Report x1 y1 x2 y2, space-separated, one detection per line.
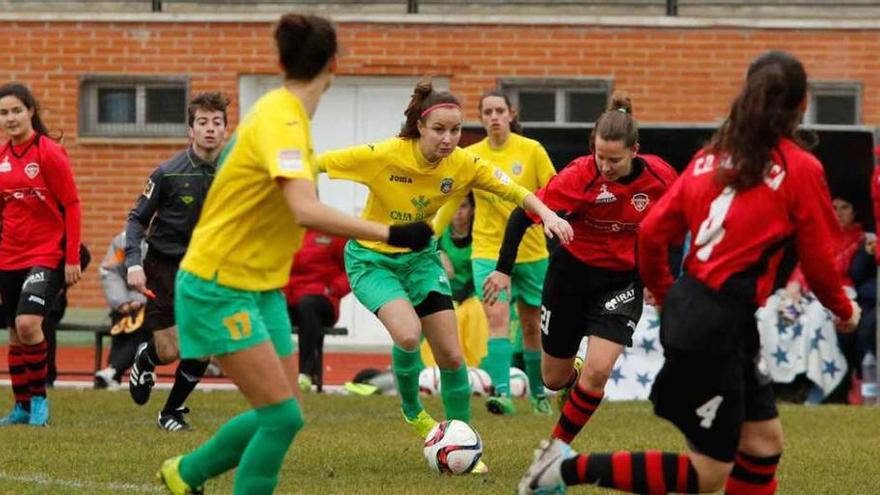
125 166 163 293
789 157 858 330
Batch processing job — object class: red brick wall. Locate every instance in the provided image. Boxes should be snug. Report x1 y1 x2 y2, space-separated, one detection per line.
1 19 877 307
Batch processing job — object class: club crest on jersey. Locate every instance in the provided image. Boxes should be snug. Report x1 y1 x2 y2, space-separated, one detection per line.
0 156 10 173
440 177 454 194
595 184 617 204
511 162 523 175
24 162 39 179
631 193 650 212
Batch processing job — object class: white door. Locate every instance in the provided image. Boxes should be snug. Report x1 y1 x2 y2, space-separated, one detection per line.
238 76 449 347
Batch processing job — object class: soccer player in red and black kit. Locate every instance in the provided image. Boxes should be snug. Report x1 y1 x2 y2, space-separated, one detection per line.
519 51 861 495
0 83 82 426
125 92 229 431
485 91 676 441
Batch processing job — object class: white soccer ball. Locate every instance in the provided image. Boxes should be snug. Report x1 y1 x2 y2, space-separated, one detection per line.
419 367 440 395
423 419 483 475
468 367 492 397
509 367 530 398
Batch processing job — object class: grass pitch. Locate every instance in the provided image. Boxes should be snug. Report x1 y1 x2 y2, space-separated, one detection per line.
0 388 878 494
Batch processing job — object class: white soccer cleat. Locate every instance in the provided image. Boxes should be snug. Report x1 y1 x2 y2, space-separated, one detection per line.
517 438 573 495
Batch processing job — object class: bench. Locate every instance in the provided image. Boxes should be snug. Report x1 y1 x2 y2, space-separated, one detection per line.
2 321 347 391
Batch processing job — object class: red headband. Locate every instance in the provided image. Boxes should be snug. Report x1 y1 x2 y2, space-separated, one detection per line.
420 103 461 118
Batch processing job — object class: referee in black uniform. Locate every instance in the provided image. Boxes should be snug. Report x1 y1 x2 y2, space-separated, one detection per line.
126 92 229 431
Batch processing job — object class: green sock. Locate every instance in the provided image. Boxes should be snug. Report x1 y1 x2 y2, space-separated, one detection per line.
439 364 471 423
392 345 425 420
233 399 304 495
523 349 545 398
179 409 259 488
483 337 512 397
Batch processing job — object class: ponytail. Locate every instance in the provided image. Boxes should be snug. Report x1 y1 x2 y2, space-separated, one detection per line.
399 77 462 139
589 90 638 152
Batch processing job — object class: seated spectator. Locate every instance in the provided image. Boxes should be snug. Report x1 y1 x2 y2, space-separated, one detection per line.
847 232 877 403
94 232 149 389
420 194 489 369
285 230 350 392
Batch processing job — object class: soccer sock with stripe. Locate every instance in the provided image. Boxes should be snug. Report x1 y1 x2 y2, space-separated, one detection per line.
392 345 425 420
22 340 48 398
523 348 544 398
180 409 259 487
162 358 210 415
233 399 304 494
724 451 781 495
439 364 471 422
551 383 603 443
560 451 700 493
8 345 30 410
483 337 512 397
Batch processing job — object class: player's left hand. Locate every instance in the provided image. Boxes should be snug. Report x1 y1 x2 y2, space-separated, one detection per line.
65 263 82 287
482 270 511 306
543 214 573 245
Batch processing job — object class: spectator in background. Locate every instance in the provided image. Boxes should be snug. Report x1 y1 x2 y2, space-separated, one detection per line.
421 193 490 369
848 231 876 403
285 229 350 392
93 231 149 389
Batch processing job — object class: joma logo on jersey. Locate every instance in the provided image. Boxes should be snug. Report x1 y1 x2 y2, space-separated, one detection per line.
389 174 413 184
604 288 635 311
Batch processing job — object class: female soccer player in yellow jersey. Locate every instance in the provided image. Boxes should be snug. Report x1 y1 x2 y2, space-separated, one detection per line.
469 92 556 416
316 79 573 472
156 14 433 495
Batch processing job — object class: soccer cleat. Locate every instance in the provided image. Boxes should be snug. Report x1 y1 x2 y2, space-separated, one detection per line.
0 403 30 426
556 356 584 411
28 396 49 426
129 343 157 405
298 373 313 393
486 395 516 415
403 409 438 439
158 407 193 432
157 455 203 495
470 459 490 475
95 366 121 390
531 395 553 416
517 438 574 495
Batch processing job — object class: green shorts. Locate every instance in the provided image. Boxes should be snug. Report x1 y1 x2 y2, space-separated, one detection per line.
344 240 452 313
472 257 548 307
174 270 295 360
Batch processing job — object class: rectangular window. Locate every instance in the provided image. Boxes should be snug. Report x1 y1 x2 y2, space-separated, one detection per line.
501 79 611 125
79 76 189 137
806 82 861 125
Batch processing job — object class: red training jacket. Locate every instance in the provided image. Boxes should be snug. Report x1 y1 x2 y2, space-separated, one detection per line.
639 138 852 320
0 133 81 270
531 153 678 271
283 230 350 320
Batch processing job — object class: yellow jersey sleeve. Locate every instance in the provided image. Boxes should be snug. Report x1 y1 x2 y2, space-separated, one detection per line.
316 140 388 185
255 112 315 182
431 190 467 234
533 143 557 187
467 151 531 206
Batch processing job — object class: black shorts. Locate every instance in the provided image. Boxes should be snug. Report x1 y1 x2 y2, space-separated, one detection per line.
142 250 181 332
0 266 64 326
540 247 642 358
650 275 778 463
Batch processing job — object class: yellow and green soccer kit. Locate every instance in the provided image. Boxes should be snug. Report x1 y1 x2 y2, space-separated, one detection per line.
176 87 316 360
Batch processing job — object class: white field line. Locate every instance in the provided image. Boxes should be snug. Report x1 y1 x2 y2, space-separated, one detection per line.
0 471 162 493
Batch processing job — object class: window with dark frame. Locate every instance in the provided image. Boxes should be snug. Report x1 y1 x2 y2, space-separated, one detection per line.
806 82 861 125
80 76 189 137
501 79 611 125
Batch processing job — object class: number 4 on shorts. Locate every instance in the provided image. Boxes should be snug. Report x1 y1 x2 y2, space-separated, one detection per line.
695 395 723 429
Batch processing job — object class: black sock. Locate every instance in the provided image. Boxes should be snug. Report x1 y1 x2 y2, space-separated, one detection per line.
140 341 161 369
162 359 209 414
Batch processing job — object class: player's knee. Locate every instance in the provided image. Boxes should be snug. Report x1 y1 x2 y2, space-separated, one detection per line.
698 470 727 493
581 364 610 390
271 399 305 437
435 352 463 370
541 368 571 390
14 315 43 343
395 334 421 351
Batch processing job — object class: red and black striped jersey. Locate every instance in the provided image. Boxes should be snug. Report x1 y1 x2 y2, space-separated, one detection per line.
639 137 852 320
533 153 677 271
0 133 81 270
